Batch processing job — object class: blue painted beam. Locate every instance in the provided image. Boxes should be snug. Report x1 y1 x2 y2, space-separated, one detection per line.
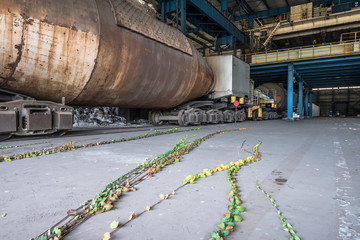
288 63 294 118
160 0 247 46
310 82 360 86
298 80 303 117
221 0 228 13
295 63 360 71
296 66 360 74
161 1 167 22
188 0 248 46
284 0 290 6
293 55 360 66
308 81 360 85
310 76 360 80
309 79 360 82
300 72 360 77
309 91 313 117
304 90 309 117
181 0 186 34
311 83 360 87
161 0 176 14
294 69 309 87
308 80 360 83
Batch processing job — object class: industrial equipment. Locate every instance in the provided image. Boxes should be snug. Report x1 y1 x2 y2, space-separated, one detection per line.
0 0 282 136
150 55 279 126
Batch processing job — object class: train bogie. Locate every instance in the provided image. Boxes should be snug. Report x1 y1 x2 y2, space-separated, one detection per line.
0 100 73 139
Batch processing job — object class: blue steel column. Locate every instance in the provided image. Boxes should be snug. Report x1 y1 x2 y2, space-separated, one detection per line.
304 90 309 117
309 91 313 117
298 80 303 117
181 0 186 34
161 1 166 23
221 0 228 14
287 63 294 118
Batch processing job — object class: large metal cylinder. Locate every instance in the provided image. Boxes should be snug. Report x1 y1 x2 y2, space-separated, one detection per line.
0 0 214 109
256 83 298 112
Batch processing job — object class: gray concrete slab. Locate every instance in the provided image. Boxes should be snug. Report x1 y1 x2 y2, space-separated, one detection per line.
0 118 359 240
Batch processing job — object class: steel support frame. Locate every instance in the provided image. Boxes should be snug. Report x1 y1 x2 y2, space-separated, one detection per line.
221 0 228 14
309 91 313 117
181 0 186 34
188 0 247 45
161 1 167 22
251 55 360 90
298 80 303 117
287 63 294 119
160 0 248 47
304 90 309 117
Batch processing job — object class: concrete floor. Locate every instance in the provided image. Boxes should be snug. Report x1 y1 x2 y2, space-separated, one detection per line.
0 118 359 240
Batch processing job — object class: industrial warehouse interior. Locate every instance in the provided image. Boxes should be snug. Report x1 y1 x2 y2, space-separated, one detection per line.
0 0 359 239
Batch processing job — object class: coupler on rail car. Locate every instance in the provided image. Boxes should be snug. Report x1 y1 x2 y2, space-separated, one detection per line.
0 99 73 140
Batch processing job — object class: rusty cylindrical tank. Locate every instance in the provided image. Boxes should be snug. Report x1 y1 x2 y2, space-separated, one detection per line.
0 0 214 109
256 83 298 112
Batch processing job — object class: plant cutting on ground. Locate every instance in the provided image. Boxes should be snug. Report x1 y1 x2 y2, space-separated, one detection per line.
32 128 247 240
101 141 261 240
256 182 301 240
0 127 201 162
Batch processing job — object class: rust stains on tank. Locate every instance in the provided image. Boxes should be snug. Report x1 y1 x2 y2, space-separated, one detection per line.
0 0 214 109
0 8 100 102
0 10 25 87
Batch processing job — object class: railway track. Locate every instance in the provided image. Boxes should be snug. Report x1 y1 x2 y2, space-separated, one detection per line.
0 125 181 143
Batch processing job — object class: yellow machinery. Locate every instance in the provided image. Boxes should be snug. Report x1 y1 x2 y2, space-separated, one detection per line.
248 88 278 120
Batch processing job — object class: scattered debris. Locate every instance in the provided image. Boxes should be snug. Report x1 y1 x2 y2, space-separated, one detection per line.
73 107 150 128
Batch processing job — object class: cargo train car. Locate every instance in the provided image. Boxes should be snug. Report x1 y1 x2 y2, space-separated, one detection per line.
0 0 284 139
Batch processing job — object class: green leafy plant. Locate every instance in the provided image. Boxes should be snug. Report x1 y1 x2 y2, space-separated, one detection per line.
1 127 202 162
0 141 49 150
256 183 301 240
99 138 259 240
33 128 247 240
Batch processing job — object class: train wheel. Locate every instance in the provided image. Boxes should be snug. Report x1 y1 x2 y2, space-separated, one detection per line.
240 110 246 122
268 112 273 120
178 110 188 126
151 111 164 126
216 110 224 123
263 111 269 120
252 110 258 121
223 110 235 123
